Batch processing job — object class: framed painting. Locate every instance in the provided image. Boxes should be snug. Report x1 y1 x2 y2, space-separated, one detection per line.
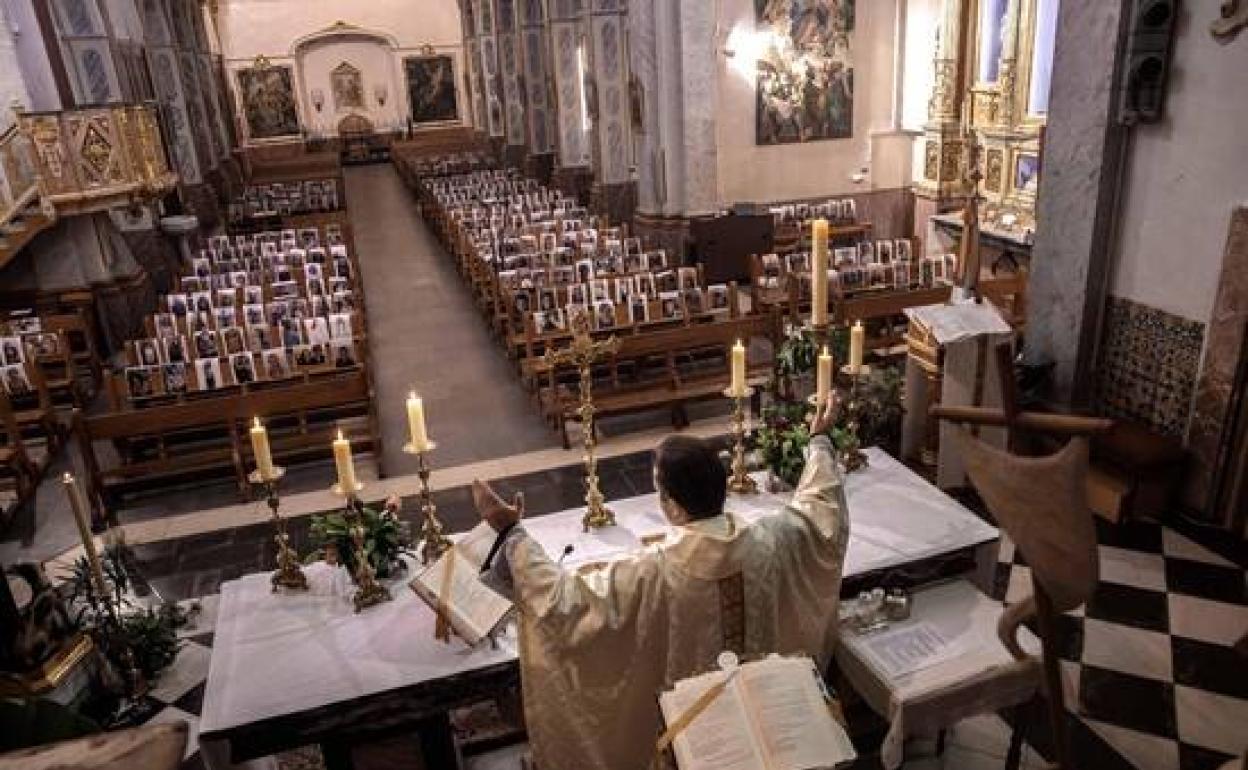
405 55 459 125
754 0 855 145
237 64 300 140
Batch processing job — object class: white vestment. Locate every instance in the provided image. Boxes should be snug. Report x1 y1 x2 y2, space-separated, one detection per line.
490 436 850 770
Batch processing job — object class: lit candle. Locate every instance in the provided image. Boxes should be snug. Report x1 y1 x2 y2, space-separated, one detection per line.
811 219 829 326
63 473 107 597
731 339 746 396
849 320 865 375
406 391 431 451
250 417 275 481
332 430 357 494
816 346 833 406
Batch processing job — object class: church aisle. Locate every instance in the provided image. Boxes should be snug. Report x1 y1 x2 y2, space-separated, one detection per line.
344 163 555 475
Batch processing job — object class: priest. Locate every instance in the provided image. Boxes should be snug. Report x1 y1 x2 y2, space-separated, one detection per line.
473 397 850 770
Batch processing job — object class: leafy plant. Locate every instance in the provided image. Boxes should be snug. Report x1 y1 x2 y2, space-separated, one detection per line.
306 496 412 578
63 547 193 685
755 399 814 488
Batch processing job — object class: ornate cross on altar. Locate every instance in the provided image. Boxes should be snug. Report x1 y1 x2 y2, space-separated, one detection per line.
932 342 1112 770
545 309 622 531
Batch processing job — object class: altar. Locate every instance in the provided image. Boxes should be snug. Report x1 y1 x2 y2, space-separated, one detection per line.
199 447 998 769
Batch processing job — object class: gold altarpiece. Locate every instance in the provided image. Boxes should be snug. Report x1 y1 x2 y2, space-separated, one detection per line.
916 0 1056 237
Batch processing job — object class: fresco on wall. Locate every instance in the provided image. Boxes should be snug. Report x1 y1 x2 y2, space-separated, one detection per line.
754 0 855 145
331 62 365 111
237 65 301 139
404 56 459 124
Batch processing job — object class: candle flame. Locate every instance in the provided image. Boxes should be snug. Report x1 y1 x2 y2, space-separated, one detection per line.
337 429 345 441
63 471 73 483
409 390 417 401
253 416 262 428
822 345 829 355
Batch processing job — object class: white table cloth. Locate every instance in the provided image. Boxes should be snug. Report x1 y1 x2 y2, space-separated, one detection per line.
200 446 997 768
836 580 1041 769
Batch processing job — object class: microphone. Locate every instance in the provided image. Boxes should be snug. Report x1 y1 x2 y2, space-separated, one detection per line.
558 544 575 564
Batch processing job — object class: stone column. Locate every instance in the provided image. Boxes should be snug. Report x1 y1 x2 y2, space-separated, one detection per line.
473 0 506 143
585 1 635 224
630 0 717 259
519 0 556 181
1024 0 1131 405
548 0 592 203
495 0 528 167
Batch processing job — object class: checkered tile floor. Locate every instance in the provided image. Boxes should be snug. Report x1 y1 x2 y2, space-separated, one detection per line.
130 517 1245 770
991 517 1247 770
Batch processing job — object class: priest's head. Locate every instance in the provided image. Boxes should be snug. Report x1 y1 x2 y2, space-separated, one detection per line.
654 436 728 525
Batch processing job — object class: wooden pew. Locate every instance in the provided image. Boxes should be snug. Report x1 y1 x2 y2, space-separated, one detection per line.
539 312 779 448
75 369 380 518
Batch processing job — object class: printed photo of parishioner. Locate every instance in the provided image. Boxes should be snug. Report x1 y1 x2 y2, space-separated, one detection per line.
405 55 459 125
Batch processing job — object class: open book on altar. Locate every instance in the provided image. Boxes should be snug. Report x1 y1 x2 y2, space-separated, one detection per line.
408 526 512 645
659 655 856 770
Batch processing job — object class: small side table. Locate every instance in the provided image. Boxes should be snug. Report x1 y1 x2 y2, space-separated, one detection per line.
835 579 1043 769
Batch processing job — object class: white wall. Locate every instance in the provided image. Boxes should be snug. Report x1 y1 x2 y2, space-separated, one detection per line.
297 35 405 134
1110 9 1248 323
714 0 902 205
216 0 467 140
1 0 60 113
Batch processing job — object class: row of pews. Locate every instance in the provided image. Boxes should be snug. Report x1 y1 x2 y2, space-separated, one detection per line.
0 308 102 527
73 212 381 523
396 152 782 448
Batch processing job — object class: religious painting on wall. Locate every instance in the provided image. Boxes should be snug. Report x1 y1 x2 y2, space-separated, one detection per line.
754 0 855 145
404 55 459 124
237 64 300 139
331 62 364 111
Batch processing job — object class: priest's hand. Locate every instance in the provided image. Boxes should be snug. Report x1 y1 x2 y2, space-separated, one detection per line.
809 393 842 435
472 479 525 532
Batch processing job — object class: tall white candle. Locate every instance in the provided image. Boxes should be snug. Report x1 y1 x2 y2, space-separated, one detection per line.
332 430 357 493
250 417 275 480
63 473 107 597
811 219 829 326
849 320 865 375
816 346 833 406
406 392 431 451
730 339 746 396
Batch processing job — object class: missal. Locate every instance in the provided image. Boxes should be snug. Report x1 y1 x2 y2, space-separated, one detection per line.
409 543 512 646
659 656 856 770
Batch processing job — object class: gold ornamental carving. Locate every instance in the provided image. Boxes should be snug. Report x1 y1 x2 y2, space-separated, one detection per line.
939 140 963 182
929 59 959 120
924 141 939 181
985 149 1004 192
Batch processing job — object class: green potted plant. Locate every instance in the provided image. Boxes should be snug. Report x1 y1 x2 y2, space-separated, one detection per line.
305 495 413 579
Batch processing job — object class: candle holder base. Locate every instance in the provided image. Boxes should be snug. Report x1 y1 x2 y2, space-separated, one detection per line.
351 579 392 613
248 468 309 593
583 495 616 532
722 386 759 496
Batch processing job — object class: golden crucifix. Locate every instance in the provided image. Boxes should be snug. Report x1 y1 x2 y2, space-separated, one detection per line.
545 309 622 531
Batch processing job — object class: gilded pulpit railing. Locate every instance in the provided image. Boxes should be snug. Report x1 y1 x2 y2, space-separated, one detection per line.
0 122 41 229
18 103 178 217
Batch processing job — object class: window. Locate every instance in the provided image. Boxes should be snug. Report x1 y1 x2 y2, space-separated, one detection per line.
977 0 1009 83
1028 0 1060 116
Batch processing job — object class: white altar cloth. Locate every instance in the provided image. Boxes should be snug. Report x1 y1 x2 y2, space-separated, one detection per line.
199 447 997 767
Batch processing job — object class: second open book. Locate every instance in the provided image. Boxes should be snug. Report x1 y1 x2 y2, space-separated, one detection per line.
408 523 511 645
659 655 856 770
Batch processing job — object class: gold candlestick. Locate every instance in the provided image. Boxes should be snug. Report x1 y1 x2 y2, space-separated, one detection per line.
545 310 622 531
249 467 308 592
331 480 392 612
840 365 870 473
403 440 452 564
723 386 758 494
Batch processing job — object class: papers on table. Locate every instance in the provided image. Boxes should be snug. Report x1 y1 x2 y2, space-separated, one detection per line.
854 621 966 679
